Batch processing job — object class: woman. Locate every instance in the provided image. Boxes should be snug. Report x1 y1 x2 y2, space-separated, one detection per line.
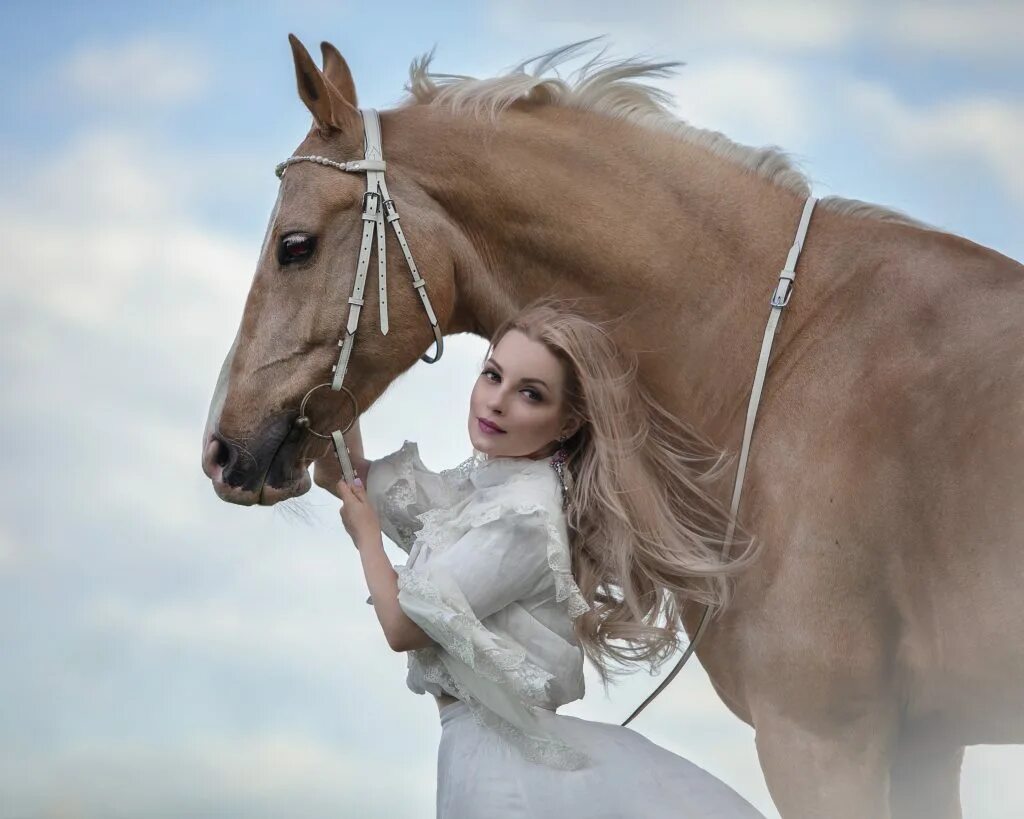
335 299 765 817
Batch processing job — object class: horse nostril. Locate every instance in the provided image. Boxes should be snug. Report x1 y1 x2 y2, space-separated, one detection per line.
211 434 232 468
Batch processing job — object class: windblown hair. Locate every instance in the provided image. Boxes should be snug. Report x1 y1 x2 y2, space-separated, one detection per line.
486 299 762 688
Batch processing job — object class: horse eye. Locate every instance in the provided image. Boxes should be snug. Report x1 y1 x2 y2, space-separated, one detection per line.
277 233 318 266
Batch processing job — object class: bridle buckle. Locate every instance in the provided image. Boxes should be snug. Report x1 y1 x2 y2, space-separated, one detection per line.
361 190 380 220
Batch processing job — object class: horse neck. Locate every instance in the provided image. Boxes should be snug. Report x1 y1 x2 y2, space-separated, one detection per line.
390 104 829 441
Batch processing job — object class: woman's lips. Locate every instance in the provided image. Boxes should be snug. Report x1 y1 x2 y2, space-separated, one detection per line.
477 417 506 434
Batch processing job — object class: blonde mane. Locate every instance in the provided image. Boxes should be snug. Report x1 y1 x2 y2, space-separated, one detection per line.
402 40 928 229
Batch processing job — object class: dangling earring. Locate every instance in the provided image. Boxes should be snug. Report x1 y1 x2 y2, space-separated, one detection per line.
551 433 570 510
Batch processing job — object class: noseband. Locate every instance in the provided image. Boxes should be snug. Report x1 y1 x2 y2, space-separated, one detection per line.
274 108 444 480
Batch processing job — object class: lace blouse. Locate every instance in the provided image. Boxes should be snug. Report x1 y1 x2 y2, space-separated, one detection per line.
364 441 594 770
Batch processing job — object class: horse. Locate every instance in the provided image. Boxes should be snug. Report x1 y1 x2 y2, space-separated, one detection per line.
201 35 1024 819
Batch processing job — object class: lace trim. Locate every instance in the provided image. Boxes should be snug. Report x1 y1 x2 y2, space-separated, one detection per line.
380 442 474 552
379 442 422 552
396 565 554 705
412 646 590 770
412 485 592 622
380 445 587 625
438 452 482 491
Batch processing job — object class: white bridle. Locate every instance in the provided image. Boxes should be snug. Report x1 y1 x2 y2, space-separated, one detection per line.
274 108 444 482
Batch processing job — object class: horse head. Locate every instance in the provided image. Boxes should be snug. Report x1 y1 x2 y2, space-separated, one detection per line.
201 35 458 505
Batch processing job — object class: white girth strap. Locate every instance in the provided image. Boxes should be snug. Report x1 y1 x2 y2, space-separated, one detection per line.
621 195 819 726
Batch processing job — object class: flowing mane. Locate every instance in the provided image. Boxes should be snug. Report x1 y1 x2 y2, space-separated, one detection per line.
402 40 928 229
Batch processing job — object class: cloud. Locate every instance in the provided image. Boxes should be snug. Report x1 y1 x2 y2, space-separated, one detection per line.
82 553 383 677
685 1 857 51
662 58 814 150
488 0 1024 62
0 733 426 819
882 2 1024 58
59 35 209 109
0 526 17 574
0 127 254 333
846 80 1024 204
685 1 1023 59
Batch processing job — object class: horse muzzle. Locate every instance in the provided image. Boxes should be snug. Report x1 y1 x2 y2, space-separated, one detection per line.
202 414 313 505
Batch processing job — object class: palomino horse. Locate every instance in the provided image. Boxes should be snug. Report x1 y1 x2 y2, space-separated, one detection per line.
201 36 1024 818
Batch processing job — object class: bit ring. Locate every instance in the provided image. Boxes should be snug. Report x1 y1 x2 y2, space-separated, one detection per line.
295 383 358 439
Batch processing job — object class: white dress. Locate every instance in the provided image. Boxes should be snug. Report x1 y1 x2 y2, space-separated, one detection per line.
365 441 764 818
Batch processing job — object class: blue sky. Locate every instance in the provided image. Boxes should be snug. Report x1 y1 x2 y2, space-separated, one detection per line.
1 2 1022 817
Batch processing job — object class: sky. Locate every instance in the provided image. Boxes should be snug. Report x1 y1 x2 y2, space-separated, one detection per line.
1 1 1022 817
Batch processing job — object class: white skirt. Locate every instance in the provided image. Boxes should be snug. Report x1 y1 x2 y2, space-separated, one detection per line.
436 700 765 818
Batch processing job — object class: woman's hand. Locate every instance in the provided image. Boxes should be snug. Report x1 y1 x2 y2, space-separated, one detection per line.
337 477 381 546
314 421 370 500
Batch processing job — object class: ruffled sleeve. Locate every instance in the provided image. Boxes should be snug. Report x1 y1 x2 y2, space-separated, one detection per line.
364 440 454 554
396 487 593 770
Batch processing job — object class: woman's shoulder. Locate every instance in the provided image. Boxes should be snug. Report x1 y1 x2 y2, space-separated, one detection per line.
370 441 563 529
466 459 562 516
369 440 477 503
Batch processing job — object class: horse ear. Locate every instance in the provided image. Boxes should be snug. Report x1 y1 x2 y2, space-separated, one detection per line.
287 34 358 135
321 41 359 109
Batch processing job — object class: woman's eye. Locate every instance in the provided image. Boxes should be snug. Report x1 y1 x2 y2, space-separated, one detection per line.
481 369 540 401
277 233 318 265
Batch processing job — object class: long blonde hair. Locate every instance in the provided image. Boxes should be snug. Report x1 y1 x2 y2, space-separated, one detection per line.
487 298 762 688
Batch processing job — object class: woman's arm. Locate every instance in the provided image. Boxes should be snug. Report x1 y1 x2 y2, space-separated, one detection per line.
355 528 436 652
336 447 436 654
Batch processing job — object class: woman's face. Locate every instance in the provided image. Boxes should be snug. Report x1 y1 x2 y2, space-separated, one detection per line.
468 329 572 460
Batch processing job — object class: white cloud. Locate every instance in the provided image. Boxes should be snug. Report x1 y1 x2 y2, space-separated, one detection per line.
82 557 381 677
0 127 254 336
846 80 1024 204
684 1 858 51
684 1 1024 59
0 734 424 819
0 526 17 573
488 0 1023 62
60 36 208 108
883 2 1024 58
662 58 814 150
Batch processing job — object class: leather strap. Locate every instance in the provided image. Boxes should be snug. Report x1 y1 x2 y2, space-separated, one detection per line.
275 108 447 481
621 195 818 726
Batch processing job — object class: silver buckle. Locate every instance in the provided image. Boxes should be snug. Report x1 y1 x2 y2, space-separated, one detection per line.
771 272 794 308
361 191 380 220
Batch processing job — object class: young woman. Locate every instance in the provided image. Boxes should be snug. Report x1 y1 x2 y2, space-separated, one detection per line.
335 300 765 817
